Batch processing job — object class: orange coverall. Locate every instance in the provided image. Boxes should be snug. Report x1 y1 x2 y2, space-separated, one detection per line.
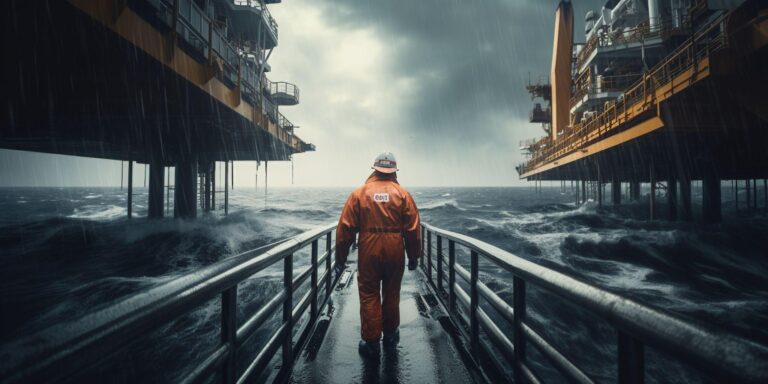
336 172 421 342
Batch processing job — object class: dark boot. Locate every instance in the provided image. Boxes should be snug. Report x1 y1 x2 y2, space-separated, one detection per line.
382 328 400 349
358 339 380 358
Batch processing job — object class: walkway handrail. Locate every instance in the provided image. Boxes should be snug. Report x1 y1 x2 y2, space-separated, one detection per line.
421 223 768 383
0 223 340 384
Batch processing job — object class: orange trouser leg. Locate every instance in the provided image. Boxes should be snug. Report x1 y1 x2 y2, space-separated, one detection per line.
381 250 405 333
357 234 406 342
358 251 383 342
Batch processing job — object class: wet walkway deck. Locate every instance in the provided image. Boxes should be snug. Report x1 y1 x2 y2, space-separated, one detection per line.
290 250 478 384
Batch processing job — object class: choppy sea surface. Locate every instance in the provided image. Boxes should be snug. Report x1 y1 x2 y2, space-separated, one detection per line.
1 186 767 383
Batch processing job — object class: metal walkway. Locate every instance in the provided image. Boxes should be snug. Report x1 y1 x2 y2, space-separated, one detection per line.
290 249 478 384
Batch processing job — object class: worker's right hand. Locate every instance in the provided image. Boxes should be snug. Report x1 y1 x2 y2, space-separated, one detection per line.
407 259 418 271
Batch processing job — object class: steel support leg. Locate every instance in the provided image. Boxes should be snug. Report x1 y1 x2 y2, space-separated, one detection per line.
680 177 692 221
203 162 211 213
667 176 678 221
148 160 164 218
612 179 621 205
224 161 229 215
754 179 757 210
630 181 641 201
127 160 133 219
702 177 722 223
211 162 216 211
174 158 197 219
597 179 603 207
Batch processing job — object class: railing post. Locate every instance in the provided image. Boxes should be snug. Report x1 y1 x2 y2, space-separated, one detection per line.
325 232 332 301
470 250 479 354
438 235 446 295
282 253 293 373
221 287 237 384
618 331 644 384
513 277 527 384
310 239 318 322
420 225 425 269
448 240 456 314
427 231 433 285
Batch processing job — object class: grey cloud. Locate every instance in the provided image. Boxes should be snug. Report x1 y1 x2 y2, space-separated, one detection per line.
318 0 605 149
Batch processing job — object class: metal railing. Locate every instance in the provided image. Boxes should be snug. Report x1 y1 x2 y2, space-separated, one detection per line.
577 17 692 70
420 223 768 383
233 0 278 40
518 11 729 176
570 72 640 107
270 81 300 103
278 112 295 132
0 224 340 384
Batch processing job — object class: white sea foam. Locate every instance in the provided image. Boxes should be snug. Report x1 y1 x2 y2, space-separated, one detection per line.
68 205 126 220
419 198 463 211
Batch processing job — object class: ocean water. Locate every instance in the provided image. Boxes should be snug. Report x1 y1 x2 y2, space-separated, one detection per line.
1 186 767 382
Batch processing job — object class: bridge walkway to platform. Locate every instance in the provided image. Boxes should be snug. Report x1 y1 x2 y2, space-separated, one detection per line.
289 249 479 384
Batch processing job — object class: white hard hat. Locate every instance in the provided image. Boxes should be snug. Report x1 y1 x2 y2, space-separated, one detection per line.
372 152 398 173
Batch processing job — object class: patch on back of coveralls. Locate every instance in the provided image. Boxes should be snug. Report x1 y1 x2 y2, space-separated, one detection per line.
373 193 390 203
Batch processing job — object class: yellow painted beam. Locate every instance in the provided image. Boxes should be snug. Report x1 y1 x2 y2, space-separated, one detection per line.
520 116 665 179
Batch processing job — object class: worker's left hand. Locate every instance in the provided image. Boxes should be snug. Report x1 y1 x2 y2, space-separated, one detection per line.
408 259 418 271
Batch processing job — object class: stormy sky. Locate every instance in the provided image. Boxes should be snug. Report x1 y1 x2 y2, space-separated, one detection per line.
0 0 604 187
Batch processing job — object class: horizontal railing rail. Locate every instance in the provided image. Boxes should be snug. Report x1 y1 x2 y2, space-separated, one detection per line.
420 223 768 383
0 223 341 384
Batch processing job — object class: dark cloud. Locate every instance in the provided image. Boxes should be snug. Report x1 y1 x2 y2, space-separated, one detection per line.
319 0 605 148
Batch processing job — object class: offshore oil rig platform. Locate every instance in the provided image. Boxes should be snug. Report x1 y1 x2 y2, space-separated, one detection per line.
0 0 313 219
518 0 768 222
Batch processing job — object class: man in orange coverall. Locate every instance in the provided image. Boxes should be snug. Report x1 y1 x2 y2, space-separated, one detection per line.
335 152 421 357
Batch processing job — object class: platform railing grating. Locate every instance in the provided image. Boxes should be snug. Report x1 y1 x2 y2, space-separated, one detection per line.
0 224 340 384
421 223 768 384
